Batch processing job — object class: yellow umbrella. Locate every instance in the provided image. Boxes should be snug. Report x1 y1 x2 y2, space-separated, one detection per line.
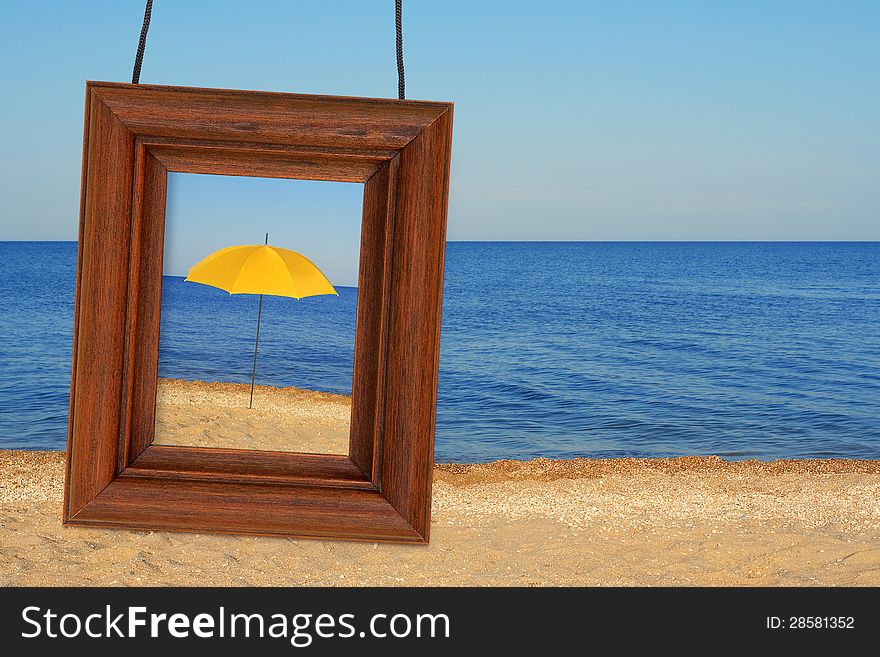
185 233 338 408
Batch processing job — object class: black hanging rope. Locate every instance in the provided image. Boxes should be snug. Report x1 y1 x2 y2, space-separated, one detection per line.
395 0 406 99
130 0 405 98
131 0 153 84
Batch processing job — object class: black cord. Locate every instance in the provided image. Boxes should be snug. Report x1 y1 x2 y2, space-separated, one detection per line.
130 1 404 96
131 0 153 84
395 0 405 99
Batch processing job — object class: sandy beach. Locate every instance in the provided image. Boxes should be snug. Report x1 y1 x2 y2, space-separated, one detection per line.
2 450 880 586
3 377 879 586
154 378 351 454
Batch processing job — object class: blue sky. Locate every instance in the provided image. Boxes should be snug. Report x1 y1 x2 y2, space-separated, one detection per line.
164 174 365 283
0 1 877 280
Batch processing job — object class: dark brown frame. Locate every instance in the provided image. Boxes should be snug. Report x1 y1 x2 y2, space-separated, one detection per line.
62 82 453 543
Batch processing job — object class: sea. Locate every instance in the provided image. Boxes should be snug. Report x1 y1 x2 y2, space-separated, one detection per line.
1 241 878 462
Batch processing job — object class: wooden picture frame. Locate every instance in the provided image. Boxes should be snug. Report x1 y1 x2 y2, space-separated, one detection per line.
62 82 453 543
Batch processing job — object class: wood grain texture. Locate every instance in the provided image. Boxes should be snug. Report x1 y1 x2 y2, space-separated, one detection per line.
65 91 136 518
89 82 449 152
379 110 454 540
120 148 167 467
64 82 453 543
62 84 93 523
72 476 424 542
349 158 398 480
128 445 372 489
146 141 388 183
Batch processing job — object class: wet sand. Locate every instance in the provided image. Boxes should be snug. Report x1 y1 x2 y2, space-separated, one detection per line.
2 450 880 586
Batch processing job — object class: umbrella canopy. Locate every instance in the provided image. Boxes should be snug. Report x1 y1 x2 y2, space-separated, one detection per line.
185 243 337 299
183 236 338 408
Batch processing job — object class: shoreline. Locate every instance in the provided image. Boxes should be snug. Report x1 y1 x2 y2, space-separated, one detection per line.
3 449 880 586
7 448 880 484
435 454 880 483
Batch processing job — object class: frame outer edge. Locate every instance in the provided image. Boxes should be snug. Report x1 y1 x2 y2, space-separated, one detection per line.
65 84 453 543
379 108 454 540
65 92 136 517
422 107 454 541
63 84 94 522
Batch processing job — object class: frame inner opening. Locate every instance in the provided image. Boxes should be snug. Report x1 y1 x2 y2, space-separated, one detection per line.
152 172 364 456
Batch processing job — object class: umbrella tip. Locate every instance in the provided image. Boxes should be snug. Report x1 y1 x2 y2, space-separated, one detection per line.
264 232 269 245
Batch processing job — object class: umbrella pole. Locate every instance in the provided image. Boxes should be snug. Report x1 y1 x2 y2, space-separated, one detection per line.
248 234 269 409
249 293 263 409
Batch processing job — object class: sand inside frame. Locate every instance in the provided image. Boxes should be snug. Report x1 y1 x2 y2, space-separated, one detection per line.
153 378 351 454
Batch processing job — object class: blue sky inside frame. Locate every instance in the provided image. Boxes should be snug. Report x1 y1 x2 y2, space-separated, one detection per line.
163 174 365 286
0 0 878 262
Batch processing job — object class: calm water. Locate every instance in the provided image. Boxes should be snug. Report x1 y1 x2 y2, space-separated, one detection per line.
1 241 878 461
